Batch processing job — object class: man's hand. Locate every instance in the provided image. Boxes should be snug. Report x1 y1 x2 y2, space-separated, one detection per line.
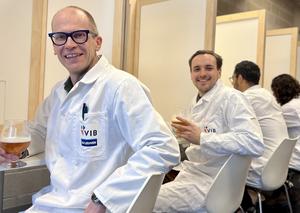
171 116 201 145
84 201 106 213
0 148 19 163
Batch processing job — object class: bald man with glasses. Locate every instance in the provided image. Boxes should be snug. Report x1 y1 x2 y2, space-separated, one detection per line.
18 6 180 213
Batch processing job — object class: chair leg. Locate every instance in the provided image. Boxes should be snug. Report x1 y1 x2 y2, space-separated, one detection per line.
283 183 293 213
257 192 263 213
238 206 245 213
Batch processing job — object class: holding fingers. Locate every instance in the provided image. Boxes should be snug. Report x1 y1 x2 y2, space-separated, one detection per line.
171 116 201 145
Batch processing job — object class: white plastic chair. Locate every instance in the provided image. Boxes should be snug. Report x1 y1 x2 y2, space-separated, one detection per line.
126 173 165 213
205 154 252 213
247 137 299 213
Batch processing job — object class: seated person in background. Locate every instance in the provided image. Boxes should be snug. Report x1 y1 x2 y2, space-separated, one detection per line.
153 50 264 213
232 60 289 210
0 6 180 213
271 74 300 212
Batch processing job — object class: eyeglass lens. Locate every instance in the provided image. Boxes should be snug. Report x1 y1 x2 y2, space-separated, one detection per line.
49 30 90 46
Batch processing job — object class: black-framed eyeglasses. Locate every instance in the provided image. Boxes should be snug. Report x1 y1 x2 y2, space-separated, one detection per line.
48 30 97 46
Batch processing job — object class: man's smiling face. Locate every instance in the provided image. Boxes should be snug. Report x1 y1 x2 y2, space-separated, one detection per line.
190 54 221 95
51 8 102 76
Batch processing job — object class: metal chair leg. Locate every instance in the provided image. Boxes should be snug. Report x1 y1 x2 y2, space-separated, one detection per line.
283 183 293 213
239 206 245 213
0 171 3 213
257 191 263 213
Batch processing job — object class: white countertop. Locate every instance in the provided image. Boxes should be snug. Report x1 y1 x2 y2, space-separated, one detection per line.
0 153 46 172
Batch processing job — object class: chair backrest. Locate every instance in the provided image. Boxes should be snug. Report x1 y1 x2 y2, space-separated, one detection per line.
126 173 165 213
205 154 252 213
261 137 299 191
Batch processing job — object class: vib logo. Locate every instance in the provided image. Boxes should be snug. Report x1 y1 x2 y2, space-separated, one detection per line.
80 125 98 147
204 126 216 133
81 125 98 137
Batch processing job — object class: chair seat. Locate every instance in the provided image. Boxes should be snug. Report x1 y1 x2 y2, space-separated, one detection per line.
205 154 252 213
246 137 299 213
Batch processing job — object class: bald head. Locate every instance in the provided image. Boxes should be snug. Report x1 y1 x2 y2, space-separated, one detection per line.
51 6 98 35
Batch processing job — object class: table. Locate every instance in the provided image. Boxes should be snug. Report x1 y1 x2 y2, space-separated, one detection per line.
0 153 45 212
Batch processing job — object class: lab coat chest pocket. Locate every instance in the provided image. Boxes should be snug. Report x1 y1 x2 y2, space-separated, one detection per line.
201 111 222 133
77 112 108 160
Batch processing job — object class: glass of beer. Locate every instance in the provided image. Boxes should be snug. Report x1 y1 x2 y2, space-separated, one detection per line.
0 119 31 168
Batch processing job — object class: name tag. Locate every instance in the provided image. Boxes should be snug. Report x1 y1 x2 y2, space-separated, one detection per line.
81 138 97 147
80 124 98 147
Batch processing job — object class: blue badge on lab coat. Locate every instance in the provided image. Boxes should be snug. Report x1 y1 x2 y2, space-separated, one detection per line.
80 125 98 147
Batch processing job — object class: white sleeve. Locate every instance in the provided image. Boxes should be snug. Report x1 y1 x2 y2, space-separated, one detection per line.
200 93 264 157
282 103 300 128
94 77 180 212
27 96 52 156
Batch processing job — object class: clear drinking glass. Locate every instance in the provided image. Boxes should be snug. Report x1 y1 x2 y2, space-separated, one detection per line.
170 108 192 145
0 120 31 168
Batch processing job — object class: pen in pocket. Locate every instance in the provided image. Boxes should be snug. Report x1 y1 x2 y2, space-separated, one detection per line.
82 103 88 120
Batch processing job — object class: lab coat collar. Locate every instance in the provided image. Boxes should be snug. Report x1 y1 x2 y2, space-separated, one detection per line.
195 79 223 105
244 84 261 93
78 55 110 85
56 55 110 102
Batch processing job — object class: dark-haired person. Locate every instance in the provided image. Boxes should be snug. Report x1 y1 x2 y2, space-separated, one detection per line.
232 61 288 210
271 74 300 211
5 6 180 213
153 51 264 212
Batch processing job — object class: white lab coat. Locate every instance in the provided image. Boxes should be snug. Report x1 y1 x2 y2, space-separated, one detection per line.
244 85 288 188
154 80 264 213
26 56 180 213
281 97 300 171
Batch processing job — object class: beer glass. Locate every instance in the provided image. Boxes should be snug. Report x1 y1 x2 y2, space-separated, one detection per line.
0 120 31 168
170 108 192 145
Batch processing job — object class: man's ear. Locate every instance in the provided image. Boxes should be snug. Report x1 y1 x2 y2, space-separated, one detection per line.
53 46 57 55
95 36 102 51
237 74 243 81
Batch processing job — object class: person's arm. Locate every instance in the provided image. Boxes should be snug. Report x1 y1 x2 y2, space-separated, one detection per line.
282 103 300 128
198 92 264 157
92 77 180 212
27 90 55 157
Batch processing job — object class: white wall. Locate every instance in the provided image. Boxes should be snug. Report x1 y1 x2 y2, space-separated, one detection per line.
264 28 298 91
137 0 208 121
0 0 32 119
217 19 259 86
264 34 292 90
215 11 265 87
44 0 116 98
0 0 33 121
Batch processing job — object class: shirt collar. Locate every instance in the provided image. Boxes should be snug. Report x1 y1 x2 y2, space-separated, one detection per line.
244 84 261 93
64 77 73 93
63 55 110 93
79 55 110 85
197 79 223 103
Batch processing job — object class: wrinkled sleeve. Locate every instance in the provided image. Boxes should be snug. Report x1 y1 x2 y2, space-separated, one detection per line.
28 95 52 156
282 104 300 128
94 77 180 212
200 93 264 157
